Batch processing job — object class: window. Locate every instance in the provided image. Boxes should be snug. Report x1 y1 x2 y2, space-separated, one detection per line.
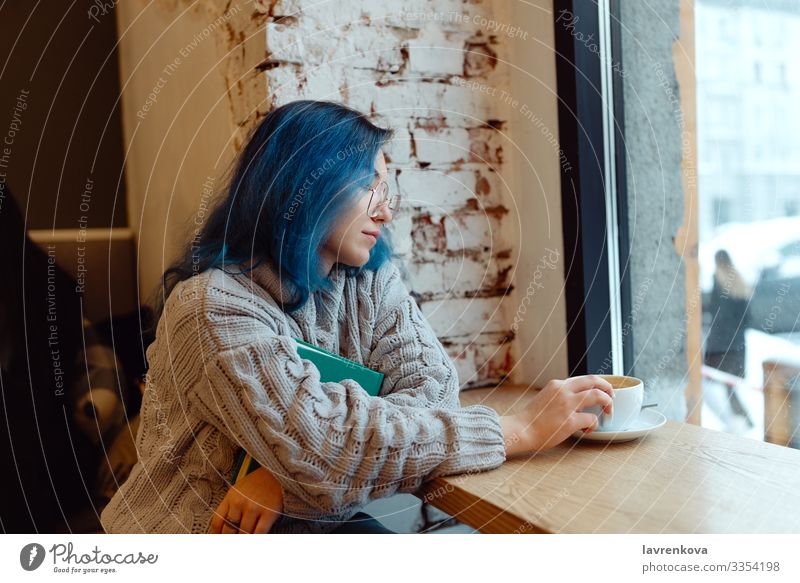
697 0 800 447
712 198 732 226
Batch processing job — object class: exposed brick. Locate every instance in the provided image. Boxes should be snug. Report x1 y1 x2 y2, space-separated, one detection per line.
411 213 446 255
370 80 497 127
443 211 507 252
412 127 470 165
383 128 412 164
446 335 514 388
405 27 466 76
474 340 515 386
385 208 413 256
450 348 478 387
266 20 305 64
406 255 512 299
420 296 508 338
271 0 363 24
275 0 503 32
398 169 471 208
464 41 498 77
473 169 508 206
468 127 504 165
268 21 405 71
396 168 508 209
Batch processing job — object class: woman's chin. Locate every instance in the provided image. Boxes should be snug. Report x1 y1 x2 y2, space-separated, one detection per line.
338 253 370 269
355 252 372 267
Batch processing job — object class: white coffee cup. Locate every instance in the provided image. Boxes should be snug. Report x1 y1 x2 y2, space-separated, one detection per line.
584 374 644 431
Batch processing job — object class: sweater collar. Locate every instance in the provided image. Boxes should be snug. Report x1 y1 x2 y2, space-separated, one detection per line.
247 258 299 307
238 257 346 309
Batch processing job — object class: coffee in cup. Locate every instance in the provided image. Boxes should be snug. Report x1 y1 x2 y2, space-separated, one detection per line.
584 374 644 431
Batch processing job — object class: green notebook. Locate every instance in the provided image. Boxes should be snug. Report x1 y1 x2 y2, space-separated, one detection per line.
229 337 384 484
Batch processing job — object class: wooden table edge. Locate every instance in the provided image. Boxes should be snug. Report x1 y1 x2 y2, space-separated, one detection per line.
412 382 543 534
415 477 552 534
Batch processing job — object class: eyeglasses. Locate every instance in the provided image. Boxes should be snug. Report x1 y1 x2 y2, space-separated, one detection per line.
366 181 401 218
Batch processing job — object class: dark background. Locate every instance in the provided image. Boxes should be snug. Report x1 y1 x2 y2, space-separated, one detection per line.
0 0 126 230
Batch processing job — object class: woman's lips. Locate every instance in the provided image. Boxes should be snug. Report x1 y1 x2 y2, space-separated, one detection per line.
363 231 378 244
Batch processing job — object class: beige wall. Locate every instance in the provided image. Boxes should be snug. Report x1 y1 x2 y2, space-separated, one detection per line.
506 0 569 384
115 0 267 300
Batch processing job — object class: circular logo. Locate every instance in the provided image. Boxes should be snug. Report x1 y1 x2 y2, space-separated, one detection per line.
20 543 46 571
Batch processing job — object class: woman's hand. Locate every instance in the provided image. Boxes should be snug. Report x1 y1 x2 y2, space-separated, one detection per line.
500 375 614 456
209 466 285 534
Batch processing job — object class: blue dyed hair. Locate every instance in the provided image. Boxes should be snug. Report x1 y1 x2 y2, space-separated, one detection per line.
155 100 397 320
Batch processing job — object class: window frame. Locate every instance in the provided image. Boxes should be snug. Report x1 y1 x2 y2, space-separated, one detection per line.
552 0 633 376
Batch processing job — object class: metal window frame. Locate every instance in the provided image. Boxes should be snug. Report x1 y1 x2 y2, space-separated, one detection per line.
553 0 633 376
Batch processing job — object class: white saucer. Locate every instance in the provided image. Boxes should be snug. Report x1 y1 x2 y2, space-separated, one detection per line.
572 409 667 443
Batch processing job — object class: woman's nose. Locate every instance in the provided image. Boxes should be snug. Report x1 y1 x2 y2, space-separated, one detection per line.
373 203 393 223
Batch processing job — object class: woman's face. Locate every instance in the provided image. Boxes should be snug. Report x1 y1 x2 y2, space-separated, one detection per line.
319 149 392 275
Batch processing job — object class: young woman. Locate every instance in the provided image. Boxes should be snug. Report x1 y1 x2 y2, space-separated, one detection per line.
99 100 613 534
703 249 752 426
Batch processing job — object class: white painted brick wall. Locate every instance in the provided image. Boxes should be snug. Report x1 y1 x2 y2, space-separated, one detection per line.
407 256 512 298
383 127 412 164
412 127 471 166
421 296 507 338
406 27 466 76
396 169 506 209
443 212 508 252
263 0 518 388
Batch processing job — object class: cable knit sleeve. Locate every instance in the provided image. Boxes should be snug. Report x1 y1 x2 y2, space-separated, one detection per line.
186 331 507 519
368 262 463 410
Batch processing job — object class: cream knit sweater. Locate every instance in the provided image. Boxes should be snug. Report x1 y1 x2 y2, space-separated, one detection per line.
100 258 507 534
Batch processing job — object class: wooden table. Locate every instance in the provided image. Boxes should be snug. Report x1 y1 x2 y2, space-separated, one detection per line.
416 384 800 533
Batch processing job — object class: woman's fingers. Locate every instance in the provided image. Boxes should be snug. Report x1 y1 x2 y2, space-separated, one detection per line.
575 388 613 415
574 411 599 433
238 506 259 534
254 513 273 534
209 499 229 534
221 503 242 534
564 375 614 399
